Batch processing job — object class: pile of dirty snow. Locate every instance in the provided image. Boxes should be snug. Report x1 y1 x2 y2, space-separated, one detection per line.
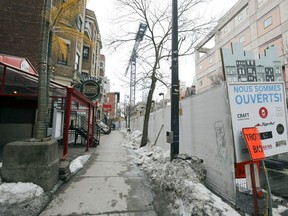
122 130 241 216
69 154 91 174
0 181 49 216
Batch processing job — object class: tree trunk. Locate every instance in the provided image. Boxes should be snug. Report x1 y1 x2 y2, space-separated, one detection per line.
34 0 50 139
140 75 157 147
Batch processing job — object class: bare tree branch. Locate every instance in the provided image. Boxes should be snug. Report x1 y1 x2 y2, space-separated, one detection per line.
108 0 215 147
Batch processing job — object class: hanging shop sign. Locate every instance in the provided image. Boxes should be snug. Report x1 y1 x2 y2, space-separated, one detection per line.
228 82 288 163
103 104 112 112
80 79 100 100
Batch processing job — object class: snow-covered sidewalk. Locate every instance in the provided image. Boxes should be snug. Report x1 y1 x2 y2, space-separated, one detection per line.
1 129 288 215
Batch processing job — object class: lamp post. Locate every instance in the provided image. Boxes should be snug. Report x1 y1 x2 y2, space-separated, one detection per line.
171 0 179 160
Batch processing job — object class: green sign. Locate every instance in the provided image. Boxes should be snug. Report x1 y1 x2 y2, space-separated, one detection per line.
80 79 100 100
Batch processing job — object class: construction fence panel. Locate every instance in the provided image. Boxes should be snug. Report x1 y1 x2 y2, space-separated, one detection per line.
131 85 237 203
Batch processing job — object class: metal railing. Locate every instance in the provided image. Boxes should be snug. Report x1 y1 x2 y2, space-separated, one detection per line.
70 111 100 146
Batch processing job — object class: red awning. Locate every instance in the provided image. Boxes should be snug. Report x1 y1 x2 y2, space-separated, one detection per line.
0 54 38 75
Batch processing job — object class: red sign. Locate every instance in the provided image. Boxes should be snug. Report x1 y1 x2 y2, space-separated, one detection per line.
235 161 260 178
259 107 268 119
103 104 112 112
242 127 265 161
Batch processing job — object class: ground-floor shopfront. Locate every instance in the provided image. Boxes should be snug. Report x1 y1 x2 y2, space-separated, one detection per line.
0 54 99 161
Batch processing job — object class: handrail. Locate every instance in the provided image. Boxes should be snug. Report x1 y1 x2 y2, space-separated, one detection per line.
70 111 100 140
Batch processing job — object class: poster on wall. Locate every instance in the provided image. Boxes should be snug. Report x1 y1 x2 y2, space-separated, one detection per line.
227 82 288 163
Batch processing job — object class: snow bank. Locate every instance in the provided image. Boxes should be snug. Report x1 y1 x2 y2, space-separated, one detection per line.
121 129 142 149
69 154 91 174
0 182 44 204
122 130 241 215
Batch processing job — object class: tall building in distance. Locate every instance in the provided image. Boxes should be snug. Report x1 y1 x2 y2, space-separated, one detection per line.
195 0 288 93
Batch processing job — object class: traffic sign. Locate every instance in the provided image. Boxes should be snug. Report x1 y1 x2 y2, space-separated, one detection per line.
242 127 265 161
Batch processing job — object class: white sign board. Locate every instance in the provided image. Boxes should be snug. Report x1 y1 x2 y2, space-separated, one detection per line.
228 82 288 163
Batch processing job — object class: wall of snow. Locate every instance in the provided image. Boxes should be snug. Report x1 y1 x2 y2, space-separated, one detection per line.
131 84 237 203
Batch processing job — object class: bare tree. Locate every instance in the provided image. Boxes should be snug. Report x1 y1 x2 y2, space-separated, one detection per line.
117 102 130 128
209 69 224 86
109 0 216 147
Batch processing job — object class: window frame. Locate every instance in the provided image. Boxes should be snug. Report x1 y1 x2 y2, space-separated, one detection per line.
75 53 80 72
264 17 272 29
83 46 90 60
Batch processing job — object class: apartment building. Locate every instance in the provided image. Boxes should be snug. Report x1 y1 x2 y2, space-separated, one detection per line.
0 0 107 142
0 0 104 90
195 0 288 93
50 3 104 89
80 9 102 79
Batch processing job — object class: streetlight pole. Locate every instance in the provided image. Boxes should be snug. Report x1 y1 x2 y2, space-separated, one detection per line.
171 0 179 160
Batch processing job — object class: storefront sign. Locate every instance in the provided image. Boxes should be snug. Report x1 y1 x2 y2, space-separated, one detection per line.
80 79 100 100
103 104 112 112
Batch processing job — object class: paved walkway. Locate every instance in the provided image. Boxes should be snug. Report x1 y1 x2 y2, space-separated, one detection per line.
40 130 157 216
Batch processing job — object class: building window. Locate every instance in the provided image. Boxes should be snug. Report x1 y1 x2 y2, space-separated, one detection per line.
209 57 213 64
199 80 203 86
239 35 245 43
264 17 272 28
199 65 202 70
75 53 80 72
257 0 268 7
57 50 68 65
53 37 69 65
76 16 83 31
83 46 89 60
81 72 88 78
100 61 104 68
238 13 243 22
93 31 97 42
223 24 229 34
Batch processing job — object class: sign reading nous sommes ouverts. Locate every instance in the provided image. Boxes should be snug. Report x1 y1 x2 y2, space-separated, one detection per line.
221 43 288 163
80 77 101 100
228 82 288 163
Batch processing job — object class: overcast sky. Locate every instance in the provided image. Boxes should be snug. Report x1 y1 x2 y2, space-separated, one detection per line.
87 0 239 102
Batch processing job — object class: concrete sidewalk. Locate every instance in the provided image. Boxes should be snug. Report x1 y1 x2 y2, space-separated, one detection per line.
40 130 157 216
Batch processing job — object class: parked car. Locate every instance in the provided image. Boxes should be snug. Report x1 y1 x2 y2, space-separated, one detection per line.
97 121 111 134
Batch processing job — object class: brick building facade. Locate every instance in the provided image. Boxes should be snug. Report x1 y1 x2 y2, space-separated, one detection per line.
0 0 45 71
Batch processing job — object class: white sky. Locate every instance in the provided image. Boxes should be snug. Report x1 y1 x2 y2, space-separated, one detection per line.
87 0 239 102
